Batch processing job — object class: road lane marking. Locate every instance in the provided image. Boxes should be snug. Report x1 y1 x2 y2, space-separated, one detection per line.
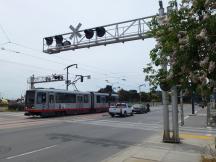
178 114 190 124
180 133 214 140
6 145 57 160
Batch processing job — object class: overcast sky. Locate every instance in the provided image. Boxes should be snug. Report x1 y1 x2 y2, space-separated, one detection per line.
0 0 173 99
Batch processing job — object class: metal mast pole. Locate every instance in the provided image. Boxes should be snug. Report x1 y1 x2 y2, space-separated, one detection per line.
158 0 170 142
192 91 195 114
171 85 180 142
65 64 78 91
180 90 184 126
66 68 69 90
30 75 35 89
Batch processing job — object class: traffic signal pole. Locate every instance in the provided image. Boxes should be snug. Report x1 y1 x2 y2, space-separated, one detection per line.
65 64 78 90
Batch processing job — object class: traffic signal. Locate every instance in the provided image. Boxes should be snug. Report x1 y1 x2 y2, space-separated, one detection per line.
84 29 94 39
96 27 106 37
45 37 53 46
55 35 63 46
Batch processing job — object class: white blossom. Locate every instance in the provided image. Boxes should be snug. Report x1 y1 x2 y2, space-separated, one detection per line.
208 61 215 73
196 29 207 41
200 57 209 68
189 72 199 83
203 14 210 20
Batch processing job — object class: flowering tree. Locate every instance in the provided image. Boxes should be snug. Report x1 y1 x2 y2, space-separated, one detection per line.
144 0 216 97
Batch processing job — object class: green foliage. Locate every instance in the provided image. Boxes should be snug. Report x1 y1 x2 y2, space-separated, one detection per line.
8 103 25 111
144 0 216 96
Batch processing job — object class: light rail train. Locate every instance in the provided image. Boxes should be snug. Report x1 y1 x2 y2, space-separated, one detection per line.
25 88 118 117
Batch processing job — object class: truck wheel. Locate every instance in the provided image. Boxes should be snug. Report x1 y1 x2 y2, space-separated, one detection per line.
110 114 114 117
123 111 127 117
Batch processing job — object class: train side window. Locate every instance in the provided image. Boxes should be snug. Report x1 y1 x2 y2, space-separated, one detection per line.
49 95 55 103
96 96 100 103
101 96 106 103
77 96 83 103
84 95 89 103
37 92 46 104
56 93 76 103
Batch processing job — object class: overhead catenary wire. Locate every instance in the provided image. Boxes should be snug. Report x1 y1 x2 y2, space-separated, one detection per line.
4 42 139 77
0 28 145 88
0 58 60 72
0 22 140 79
0 24 11 42
1 47 67 67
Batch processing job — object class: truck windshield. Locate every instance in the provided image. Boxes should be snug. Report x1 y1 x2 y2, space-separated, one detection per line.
25 91 35 107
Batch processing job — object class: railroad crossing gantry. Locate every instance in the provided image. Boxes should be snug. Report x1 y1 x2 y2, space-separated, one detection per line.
28 74 64 89
43 15 156 54
42 0 181 144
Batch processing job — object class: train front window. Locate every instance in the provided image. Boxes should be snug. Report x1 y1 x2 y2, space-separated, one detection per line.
26 91 35 106
96 96 101 103
37 92 47 104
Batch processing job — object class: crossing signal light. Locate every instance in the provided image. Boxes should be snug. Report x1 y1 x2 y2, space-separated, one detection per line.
45 37 53 46
55 35 63 46
84 29 94 39
63 40 71 46
96 27 106 37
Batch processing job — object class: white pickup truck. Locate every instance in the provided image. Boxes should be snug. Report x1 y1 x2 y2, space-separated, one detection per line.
109 103 133 117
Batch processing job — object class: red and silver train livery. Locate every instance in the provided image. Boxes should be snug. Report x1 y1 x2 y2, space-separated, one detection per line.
25 88 119 117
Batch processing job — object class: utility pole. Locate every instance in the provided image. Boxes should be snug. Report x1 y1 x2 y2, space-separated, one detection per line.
30 75 35 89
171 85 180 142
168 0 180 143
65 64 78 90
180 90 184 126
138 84 145 104
191 91 195 114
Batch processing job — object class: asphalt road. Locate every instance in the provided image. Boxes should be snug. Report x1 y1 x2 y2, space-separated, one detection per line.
0 105 214 162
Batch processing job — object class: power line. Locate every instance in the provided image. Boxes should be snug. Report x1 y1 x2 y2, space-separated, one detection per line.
3 42 136 76
0 23 145 81
1 47 67 66
0 24 11 42
0 58 60 72
1 41 145 83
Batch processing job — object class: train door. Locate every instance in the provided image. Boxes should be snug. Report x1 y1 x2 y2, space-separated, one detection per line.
48 93 55 109
77 95 84 113
90 92 95 112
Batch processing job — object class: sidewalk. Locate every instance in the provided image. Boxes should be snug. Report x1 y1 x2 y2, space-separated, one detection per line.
102 134 214 162
102 106 215 162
